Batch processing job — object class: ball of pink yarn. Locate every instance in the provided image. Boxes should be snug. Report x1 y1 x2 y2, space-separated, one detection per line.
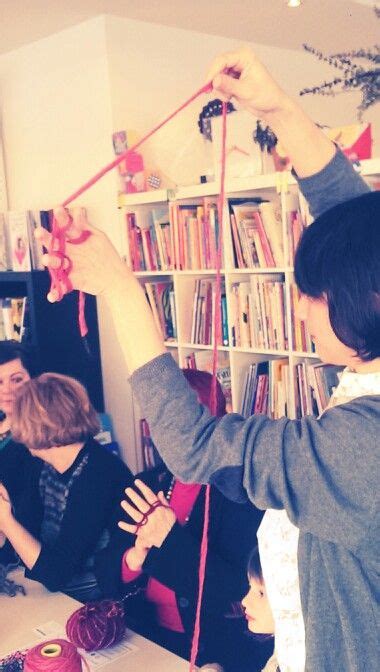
66 600 125 652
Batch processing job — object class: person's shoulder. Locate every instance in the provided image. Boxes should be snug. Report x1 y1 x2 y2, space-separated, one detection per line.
326 394 380 424
86 438 133 478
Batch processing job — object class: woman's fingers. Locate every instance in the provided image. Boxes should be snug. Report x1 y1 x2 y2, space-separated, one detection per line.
118 520 138 534
134 479 162 506
157 491 168 506
124 486 150 514
120 498 144 522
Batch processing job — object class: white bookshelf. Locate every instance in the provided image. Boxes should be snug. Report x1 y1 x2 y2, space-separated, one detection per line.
119 159 380 471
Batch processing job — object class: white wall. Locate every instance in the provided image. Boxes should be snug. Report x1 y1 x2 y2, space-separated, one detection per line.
0 15 378 471
0 17 138 470
105 15 379 177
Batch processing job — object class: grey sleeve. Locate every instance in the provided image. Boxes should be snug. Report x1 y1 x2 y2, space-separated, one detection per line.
296 149 371 219
131 354 378 550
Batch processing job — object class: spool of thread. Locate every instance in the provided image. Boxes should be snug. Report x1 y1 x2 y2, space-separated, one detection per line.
66 600 125 652
24 639 82 671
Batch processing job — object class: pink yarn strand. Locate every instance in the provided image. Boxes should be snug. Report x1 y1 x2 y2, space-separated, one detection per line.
54 81 212 337
61 82 212 208
189 101 228 672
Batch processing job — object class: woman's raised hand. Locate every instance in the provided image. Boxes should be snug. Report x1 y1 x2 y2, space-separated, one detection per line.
35 206 129 301
119 479 176 549
206 46 289 118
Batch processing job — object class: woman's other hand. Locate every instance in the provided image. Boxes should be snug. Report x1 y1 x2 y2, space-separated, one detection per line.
206 46 289 118
119 479 176 549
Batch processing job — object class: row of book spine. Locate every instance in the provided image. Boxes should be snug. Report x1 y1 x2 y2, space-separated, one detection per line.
144 281 177 341
144 277 314 355
0 210 49 272
190 278 228 346
230 277 287 351
240 359 290 419
240 360 342 420
125 195 307 273
295 362 343 418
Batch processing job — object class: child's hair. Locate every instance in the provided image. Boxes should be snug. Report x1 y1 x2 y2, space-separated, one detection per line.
0 340 38 376
247 545 264 583
11 372 100 450
294 191 380 361
182 368 226 417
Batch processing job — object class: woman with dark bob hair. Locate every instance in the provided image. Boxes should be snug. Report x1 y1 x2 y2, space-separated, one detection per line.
39 48 379 671
0 373 133 601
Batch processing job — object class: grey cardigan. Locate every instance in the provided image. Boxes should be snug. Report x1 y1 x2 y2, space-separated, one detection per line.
131 152 379 672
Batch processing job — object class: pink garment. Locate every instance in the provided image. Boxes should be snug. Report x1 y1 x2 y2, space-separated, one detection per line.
122 480 202 632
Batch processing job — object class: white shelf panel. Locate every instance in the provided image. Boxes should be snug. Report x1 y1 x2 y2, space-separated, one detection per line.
232 347 290 357
227 267 289 275
292 351 320 359
117 158 379 211
118 189 168 207
164 340 178 348
135 270 174 277
180 342 229 352
359 158 380 176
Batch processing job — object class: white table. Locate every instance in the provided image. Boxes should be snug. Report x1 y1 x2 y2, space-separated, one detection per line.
0 570 192 670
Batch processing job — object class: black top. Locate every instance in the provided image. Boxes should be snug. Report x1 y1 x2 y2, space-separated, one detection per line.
97 466 273 672
1 437 134 593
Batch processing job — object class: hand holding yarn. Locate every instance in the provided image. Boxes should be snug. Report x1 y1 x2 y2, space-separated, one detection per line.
119 479 176 549
36 207 130 302
206 46 288 118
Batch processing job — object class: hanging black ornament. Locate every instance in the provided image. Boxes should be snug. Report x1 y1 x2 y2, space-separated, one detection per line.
198 99 236 141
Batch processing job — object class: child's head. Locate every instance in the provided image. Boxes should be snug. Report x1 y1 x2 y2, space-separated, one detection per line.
182 368 226 417
11 372 100 451
242 546 275 636
294 191 380 366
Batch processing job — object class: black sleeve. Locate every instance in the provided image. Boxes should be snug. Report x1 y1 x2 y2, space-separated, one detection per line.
143 491 263 614
96 466 169 598
0 441 31 505
25 449 134 592
95 510 137 599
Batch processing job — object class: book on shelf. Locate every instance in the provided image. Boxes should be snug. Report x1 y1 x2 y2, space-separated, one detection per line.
184 349 232 412
228 198 283 269
230 276 287 351
240 358 289 419
171 197 220 270
294 362 343 418
144 281 177 340
290 284 315 353
284 193 307 265
27 211 46 270
126 206 173 272
0 213 9 271
0 296 28 342
7 211 32 272
190 278 228 346
0 208 56 272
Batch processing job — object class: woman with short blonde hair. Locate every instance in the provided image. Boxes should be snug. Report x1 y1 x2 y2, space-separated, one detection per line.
0 373 133 601
12 372 100 450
